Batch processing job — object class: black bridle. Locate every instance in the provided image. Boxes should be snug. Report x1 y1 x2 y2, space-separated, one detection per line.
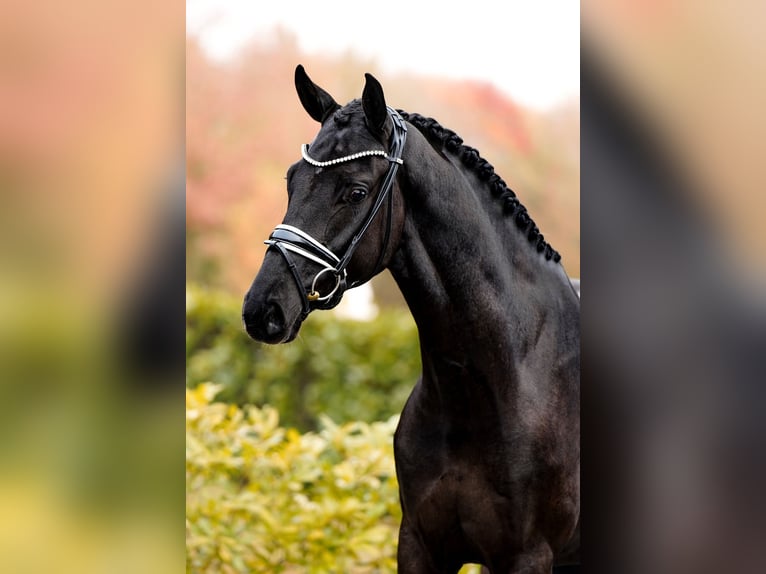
264 107 408 320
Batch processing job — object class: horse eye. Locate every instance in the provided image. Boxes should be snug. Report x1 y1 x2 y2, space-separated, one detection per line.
348 188 368 204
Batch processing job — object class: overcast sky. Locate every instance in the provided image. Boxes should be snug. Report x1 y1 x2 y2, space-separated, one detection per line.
187 0 580 111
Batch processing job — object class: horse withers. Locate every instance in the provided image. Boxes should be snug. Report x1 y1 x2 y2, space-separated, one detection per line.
242 66 580 574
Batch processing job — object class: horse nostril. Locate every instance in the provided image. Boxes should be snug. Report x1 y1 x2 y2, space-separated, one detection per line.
243 299 287 344
263 303 285 339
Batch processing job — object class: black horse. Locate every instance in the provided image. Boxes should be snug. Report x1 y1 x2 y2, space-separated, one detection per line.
243 66 580 573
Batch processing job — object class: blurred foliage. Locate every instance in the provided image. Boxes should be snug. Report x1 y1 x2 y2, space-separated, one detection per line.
186 383 399 573
0 287 184 574
186 384 482 574
186 284 421 431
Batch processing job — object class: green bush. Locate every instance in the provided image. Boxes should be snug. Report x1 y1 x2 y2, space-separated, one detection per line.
187 383 400 573
186 384 482 574
186 285 421 431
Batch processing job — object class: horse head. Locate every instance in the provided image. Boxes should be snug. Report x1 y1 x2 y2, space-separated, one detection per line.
242 66 407 343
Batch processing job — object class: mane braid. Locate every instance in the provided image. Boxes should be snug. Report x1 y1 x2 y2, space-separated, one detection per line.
397 110 561 263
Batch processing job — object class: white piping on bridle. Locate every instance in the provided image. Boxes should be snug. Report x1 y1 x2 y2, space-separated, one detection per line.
264 224 345 302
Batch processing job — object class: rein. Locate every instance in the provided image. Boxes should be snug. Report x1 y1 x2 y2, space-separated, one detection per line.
264 107 407 320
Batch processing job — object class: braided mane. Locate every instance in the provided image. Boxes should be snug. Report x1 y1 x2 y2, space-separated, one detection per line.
398 110 561 263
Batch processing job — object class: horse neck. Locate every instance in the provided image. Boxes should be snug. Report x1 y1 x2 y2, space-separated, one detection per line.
388 129 575 398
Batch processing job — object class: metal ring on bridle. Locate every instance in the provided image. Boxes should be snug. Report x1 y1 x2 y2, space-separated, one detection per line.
308 267 342 302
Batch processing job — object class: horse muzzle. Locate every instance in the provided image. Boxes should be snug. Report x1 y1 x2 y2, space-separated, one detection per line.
242 259 308 344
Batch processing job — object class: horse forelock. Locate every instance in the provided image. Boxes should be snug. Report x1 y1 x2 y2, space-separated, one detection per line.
332 102 356 126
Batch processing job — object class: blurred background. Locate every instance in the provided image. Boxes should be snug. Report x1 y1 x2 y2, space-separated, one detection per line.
0 0 184 572
582 1 766 573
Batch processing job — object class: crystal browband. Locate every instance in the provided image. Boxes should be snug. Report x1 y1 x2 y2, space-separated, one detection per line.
301 143 403 167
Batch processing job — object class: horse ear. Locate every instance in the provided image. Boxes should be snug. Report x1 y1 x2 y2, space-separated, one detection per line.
295 64 339 123
362 73 388 134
